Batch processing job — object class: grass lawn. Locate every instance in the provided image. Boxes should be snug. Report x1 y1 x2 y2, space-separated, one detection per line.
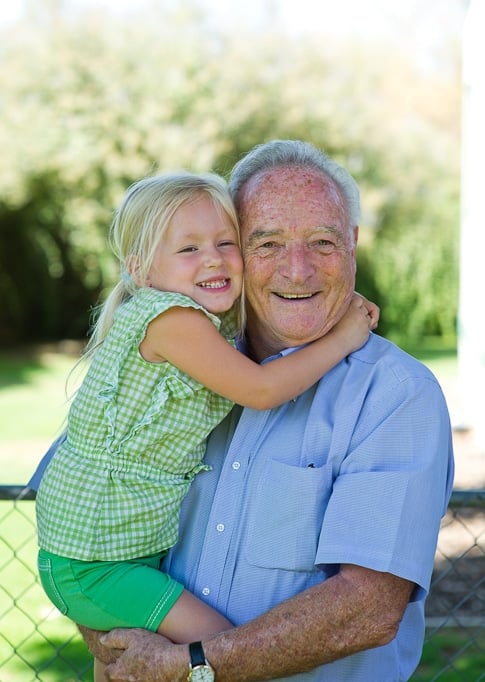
0 501 93 681
0 345 92 680
0 344 85 483
415 628 485 680
2 341 483 681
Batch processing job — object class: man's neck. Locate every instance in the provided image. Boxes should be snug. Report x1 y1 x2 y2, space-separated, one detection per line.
243 326 286 364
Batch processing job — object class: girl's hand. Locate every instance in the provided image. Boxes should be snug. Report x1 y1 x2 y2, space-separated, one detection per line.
354 292 380 330
330 293 379 355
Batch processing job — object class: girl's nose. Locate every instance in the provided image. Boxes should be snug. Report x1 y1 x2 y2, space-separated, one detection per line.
204 246 223 267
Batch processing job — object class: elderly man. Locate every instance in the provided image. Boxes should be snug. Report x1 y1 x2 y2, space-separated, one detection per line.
34 140 454 681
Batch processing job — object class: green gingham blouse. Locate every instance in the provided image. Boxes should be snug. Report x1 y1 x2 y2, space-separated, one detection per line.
36 289 236 561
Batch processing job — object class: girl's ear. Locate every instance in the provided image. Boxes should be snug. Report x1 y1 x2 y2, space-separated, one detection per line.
125 254 146 287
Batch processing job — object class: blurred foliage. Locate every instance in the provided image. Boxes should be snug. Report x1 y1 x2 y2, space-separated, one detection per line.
0 0 462 347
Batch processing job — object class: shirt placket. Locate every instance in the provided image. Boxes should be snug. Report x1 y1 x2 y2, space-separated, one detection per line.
193 406 271 609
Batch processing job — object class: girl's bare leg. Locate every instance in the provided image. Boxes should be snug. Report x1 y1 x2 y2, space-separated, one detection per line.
157 588 232 643
94 658 108 682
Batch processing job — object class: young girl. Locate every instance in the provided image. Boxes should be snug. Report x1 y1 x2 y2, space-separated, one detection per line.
36 171 378 645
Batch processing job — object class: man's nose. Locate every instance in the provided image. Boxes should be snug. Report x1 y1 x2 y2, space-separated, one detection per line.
279 243 314 282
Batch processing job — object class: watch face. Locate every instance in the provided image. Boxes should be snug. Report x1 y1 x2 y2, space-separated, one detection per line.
191 664 215 682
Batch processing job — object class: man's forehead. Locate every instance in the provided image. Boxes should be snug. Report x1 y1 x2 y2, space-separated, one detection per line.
245 224 342 242
244 165 333 196
239 167 348 235
240 166 344 215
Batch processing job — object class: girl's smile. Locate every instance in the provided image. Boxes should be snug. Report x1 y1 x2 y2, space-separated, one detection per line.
146 194 243 315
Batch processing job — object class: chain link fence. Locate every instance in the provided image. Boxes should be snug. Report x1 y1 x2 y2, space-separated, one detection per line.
1 486 484 681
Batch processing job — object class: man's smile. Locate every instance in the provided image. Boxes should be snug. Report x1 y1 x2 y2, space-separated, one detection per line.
274 292 317 300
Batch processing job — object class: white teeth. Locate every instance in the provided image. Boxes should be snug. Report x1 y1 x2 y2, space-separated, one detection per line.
198 279 227 289
279 293 312 299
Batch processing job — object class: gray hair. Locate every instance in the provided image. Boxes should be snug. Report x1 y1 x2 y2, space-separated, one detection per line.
228 139 360 229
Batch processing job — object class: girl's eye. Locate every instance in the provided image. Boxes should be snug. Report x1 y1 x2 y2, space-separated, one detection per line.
179 246 197 253
218 240 237 247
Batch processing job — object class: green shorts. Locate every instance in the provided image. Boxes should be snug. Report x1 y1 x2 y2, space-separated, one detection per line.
38 548 184 631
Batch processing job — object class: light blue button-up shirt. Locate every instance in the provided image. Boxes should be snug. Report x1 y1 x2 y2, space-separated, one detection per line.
30 333 454 681
165 333 454 682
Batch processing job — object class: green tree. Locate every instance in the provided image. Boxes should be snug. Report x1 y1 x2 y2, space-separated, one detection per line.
0 0 462 347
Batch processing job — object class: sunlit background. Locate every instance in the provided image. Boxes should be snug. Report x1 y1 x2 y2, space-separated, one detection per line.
1 0 482 449
2 4 485 680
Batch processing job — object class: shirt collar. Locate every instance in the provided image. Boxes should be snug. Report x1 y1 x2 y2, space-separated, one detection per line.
236 334 307 364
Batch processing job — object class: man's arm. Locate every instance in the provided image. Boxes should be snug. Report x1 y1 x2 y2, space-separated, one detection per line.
98 564 414 682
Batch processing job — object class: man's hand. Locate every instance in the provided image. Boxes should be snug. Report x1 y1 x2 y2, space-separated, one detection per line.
101 628 186 682
78 625 122 666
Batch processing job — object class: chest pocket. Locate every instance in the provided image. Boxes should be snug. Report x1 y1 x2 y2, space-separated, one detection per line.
245 459 334 572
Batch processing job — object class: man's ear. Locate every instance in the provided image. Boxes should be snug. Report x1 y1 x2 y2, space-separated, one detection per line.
351 226 359 260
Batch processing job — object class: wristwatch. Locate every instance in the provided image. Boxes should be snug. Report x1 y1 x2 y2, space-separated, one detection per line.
187 641 215 681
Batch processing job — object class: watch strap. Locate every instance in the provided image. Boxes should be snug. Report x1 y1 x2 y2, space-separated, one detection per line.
189 641 207 667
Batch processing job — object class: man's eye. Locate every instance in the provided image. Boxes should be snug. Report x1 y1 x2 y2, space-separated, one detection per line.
259 241 278 249
314 239 337 251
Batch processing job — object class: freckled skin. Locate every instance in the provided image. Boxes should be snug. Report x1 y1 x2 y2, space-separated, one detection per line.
238 166 358 361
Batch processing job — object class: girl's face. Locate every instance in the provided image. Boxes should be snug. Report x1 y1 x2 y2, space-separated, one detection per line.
146 194 243 314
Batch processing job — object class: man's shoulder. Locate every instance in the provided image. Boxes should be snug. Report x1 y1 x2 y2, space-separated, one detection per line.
353 333 437 382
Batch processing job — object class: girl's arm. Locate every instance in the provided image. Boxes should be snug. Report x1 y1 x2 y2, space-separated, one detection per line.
140 294 378 410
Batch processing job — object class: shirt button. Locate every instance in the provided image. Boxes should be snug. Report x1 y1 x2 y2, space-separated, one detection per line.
216 523 225 532
232 461 241 470
202 587 210 596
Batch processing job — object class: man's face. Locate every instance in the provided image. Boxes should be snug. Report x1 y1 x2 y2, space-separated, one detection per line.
239 166 358 359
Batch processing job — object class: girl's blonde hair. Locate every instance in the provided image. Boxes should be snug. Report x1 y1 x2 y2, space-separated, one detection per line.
85 171 240 355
